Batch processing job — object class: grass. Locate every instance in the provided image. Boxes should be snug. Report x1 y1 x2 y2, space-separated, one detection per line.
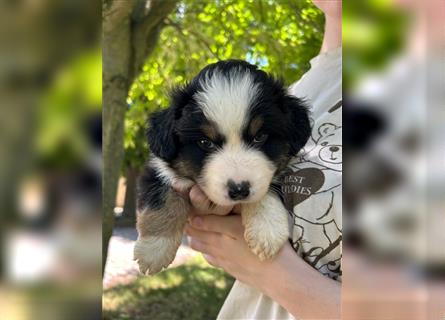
103 256 235 320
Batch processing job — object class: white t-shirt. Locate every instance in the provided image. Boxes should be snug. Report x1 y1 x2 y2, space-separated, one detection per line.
217 47 342 320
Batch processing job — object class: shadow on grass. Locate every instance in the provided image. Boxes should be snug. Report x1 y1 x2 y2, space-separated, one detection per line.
103 257 235 320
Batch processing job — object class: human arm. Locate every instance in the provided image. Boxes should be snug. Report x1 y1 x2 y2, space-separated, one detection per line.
312 0 342 54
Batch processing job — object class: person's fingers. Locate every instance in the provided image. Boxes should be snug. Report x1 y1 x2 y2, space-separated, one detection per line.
232 204 242 214
188 206 232 218
171 180 193 199
185 223 221 245
189 238 212 255
202 254 220 268
189 185 232 215
190 214 244 239
189 186 210 210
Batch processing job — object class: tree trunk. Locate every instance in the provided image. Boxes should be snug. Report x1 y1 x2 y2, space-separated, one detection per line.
102 0 178 274
123 167 138 222
103 0 132 273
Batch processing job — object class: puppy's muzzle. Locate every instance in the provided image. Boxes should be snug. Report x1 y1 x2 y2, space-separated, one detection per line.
227 179 250 200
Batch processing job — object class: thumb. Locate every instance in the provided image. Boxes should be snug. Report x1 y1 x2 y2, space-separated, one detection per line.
172 180 193 199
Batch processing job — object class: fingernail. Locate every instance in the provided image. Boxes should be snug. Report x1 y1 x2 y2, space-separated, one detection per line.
193 216 203 228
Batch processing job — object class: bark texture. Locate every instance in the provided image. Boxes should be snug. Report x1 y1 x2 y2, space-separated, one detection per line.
123 167 138 221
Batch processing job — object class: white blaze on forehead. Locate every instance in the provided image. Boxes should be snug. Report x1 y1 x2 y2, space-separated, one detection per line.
194 69 259 139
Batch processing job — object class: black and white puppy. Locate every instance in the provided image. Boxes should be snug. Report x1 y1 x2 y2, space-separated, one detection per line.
134 60 310 275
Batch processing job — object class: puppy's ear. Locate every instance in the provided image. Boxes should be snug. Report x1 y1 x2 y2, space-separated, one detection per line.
147 108 177 161
284 96 311 155
147 85 193 160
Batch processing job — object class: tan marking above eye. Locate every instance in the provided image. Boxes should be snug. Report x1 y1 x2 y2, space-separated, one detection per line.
249 117 264 136
201 124 218 140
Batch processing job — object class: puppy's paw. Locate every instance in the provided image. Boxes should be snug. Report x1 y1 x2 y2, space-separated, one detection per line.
133 236 180 275
244 224 288 261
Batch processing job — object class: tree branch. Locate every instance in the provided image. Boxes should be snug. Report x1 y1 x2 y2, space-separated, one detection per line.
130 0 178 80
165 17 221 60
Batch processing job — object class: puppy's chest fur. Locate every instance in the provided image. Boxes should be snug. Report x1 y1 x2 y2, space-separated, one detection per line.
135 157 290 275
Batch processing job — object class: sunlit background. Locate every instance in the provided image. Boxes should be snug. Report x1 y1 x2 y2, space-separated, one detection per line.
0 1 101 319
343 0 445 318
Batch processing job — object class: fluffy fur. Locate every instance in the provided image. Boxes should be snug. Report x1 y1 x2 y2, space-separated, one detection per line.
134 60 310 275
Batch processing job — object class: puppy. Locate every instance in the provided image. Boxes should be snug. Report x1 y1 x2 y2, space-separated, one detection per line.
134 60 310 275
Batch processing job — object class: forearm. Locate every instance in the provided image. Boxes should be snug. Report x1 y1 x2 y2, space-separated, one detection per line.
318 1 342 54
259 244 341 319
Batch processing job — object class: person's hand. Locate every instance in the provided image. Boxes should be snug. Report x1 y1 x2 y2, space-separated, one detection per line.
175 184 341 318
172 183 233 216
172 183 271 287
185 212 277 289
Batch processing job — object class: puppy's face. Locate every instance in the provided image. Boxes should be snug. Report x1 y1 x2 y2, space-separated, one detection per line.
148 60 310 206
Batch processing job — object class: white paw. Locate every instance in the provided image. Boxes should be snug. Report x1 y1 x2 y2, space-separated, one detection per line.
133 236 180 275
244 227 288 261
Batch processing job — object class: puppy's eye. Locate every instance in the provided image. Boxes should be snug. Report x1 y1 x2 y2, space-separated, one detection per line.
198 138 216 151
253 133 268 145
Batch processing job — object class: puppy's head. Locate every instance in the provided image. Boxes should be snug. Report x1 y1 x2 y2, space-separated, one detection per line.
148 60 310 206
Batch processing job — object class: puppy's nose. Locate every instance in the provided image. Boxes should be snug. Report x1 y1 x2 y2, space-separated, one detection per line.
329 146 339 152
227 179 250 200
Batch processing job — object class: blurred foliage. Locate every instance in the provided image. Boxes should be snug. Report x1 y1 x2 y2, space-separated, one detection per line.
343 0 409 90
36 48 102 169
124 0 324 170
103 256 235 320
